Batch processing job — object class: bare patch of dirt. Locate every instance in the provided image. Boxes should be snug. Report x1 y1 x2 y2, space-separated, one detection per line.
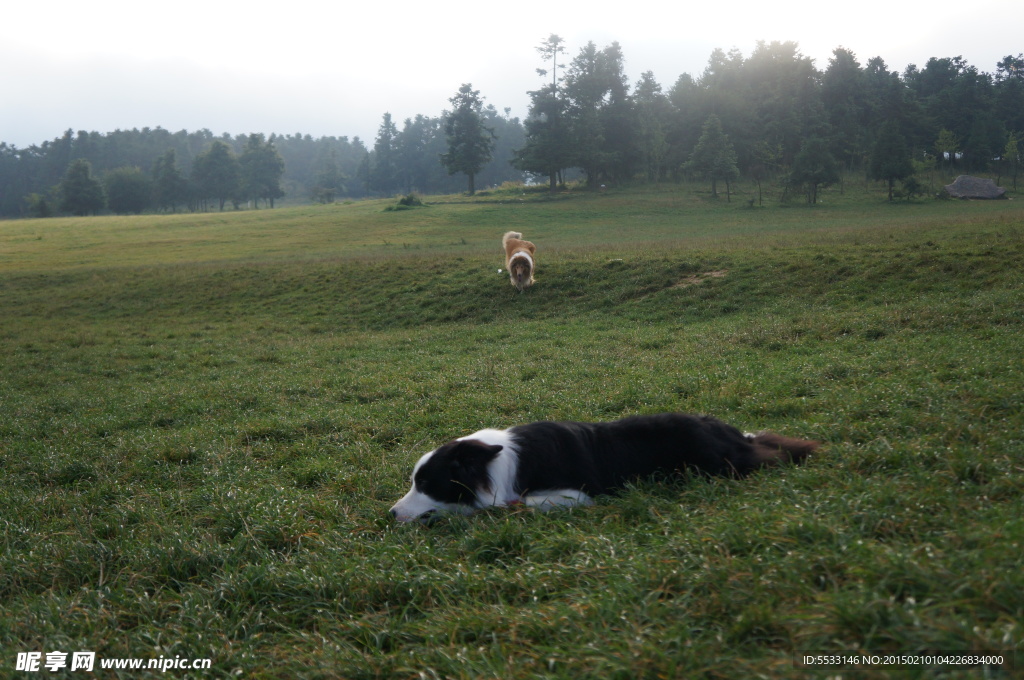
672 269 728 288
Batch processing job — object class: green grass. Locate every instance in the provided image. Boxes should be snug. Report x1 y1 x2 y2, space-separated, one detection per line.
1 181 1023 678
3 179 1019 270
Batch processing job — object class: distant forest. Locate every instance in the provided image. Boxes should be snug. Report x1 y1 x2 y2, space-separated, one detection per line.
2 40 1022 217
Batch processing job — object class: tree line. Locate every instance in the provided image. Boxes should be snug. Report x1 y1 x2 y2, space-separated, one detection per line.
511 37 1022 201
1 39 1021 216
0 106 526 217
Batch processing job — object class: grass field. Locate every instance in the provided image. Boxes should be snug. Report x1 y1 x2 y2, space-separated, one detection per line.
1 181 1023 678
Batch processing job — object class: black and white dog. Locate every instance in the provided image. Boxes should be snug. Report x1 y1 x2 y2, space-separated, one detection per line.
389 413 820 522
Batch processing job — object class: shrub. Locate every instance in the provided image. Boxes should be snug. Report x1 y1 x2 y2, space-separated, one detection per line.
384 194 426 211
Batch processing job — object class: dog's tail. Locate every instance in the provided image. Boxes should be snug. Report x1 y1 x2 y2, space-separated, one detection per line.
503 231 523 246
748 431 820 466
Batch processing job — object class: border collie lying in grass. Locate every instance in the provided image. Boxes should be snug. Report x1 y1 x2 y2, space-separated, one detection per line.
389 413 820 522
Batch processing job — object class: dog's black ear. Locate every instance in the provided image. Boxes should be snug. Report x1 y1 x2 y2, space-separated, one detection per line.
450 441 503 469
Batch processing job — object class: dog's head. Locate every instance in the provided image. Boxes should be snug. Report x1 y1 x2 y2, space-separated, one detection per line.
508 253 534 291
390 439 504 522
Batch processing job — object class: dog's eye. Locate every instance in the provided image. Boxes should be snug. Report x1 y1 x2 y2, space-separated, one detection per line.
415 478 438 496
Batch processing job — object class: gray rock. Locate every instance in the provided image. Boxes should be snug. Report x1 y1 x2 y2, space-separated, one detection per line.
944 175 1007 199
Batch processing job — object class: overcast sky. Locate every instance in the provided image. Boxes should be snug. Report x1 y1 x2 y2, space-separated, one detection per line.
2 0 1019 148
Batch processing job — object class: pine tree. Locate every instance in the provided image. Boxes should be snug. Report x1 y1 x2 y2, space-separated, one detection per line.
535 34 566 91
822 47 869 169
634 71 672 182
371 113 400 196
311 147 341 203
105 166 152 214
239 134 285 208
192 140 240 211
685 114 739 199
869 122 914 201
514 35 572 191
789 138 840 204
440 84 495 195
152 149 187 212
561 41 635 186
59 159 106 215
513 85 572 191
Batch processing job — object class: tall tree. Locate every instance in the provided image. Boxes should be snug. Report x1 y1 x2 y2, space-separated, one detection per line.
514 85 572 190
666 73 704 179
514 35 573 190
191 140 239 211
397 115 431 194
440 83 495 195
59 158 106 215
685 114 739 199
743 41 825 166
152 149 187 212
371 113 400 196
354 152 368 196
995 54 1024 135
864 57 915 135
477 106 527 189
963 112 1005 172
105 166 152 214
535 34 567 91
310 146 341 203
634 71 673 182
789 138 840 204
562 41 636 185
869 121 914 201
595 42 639 183
822 47 869 168
563 41 608 184
908 56 991 156
239 133 285 208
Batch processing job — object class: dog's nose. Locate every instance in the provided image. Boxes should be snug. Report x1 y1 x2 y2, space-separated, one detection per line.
388 508 397 519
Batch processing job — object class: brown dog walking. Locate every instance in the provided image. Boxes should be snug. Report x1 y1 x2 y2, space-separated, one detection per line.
503 231 536 291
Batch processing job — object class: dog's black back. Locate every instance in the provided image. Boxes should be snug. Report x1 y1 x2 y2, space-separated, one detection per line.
509 413 816 496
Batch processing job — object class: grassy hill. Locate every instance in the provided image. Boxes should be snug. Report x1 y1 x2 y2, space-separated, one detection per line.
1 183 1022 677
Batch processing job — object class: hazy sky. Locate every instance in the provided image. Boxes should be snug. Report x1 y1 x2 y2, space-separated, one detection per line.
2 0 1018 148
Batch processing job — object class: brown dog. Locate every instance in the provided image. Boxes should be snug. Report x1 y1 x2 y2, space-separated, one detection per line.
502 231 536 291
